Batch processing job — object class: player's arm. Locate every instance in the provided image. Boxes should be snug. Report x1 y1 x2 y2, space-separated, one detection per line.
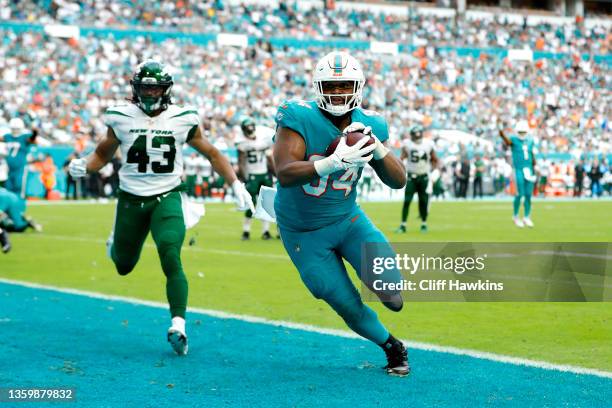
273 127 317 187
498 123 512 146
188 126 237 184
266 149 276 177
27 128 38 144
369 141 406 189
189 126 254 211
430 149 439 169
399 145 407 161
88 127 120 173
69 127 120 178
237 150 247 181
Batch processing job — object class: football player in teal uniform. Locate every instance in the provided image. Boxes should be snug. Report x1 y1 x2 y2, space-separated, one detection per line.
0 118 37 197
0 186 41 233
273 52 410 376
499 120 537 228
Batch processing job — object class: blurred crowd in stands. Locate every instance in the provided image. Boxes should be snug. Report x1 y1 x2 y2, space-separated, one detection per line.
3 1 610 54
0 1 609 198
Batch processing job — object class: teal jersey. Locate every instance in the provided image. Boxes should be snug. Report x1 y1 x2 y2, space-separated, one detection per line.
2 133 32 169
509 135 535 171
274 100 389 232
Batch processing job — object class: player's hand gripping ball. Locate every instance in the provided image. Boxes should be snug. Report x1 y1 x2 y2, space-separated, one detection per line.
325 131 375 157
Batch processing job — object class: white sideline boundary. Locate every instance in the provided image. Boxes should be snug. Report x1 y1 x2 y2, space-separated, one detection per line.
1 277 611 380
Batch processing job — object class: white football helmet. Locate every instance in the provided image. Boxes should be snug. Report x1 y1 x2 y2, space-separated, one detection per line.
515 120 529 139
9 118 25 136
312 51 365 116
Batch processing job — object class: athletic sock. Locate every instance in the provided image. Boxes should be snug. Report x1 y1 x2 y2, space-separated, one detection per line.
171 316 185 333
243 218 252 233
262 221 270 233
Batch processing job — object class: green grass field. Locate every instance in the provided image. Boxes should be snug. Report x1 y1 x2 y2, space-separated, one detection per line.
2 199 611 371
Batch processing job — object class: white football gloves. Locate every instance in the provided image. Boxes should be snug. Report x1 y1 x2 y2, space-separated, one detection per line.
68 158 88 178
342 122 390 160
314 136 376 177
232 180 255 212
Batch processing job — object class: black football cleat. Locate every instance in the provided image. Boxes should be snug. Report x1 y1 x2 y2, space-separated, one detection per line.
0 228 11 254
382 335 410 377
262 231 272 240
241 231 250 241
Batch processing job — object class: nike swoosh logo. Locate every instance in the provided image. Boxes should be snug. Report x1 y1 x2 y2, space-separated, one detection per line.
341 158 353 164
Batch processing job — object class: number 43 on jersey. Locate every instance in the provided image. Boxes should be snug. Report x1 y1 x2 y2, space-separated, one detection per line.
127 135 176 173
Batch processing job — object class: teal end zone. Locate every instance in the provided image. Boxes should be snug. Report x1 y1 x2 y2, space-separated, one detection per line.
0 282 610 407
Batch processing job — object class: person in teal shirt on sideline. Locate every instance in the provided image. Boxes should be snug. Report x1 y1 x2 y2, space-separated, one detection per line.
499 120 537 228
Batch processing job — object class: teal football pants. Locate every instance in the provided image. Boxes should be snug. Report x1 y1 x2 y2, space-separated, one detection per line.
279 208 402 345
514 171 534 217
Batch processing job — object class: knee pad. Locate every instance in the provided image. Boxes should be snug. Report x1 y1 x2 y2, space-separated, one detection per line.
382 294 404 312
115 262 136 276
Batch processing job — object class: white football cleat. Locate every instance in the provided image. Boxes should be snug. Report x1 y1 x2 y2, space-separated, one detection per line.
167 326 188 356
523 217 534 228
513 216 524 228
106 232 114 260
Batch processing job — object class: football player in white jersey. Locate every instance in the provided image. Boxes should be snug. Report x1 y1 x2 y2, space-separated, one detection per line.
235 117 275 240
396 125 438 233
68 60 253 356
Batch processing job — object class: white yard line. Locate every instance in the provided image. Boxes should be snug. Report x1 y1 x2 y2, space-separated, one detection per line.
37 234 289 260
0 277 610 380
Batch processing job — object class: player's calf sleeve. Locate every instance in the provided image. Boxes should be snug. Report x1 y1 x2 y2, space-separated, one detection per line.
418 195 429 222
401 201 410 222
156 233 188 318
524 195 532 217
382 294 403 312
166 273 188 318
513 196 521 216
331 298 389 344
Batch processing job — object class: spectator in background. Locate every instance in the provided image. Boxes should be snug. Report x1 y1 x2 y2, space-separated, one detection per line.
588 159 604 198
456 156 470 198
472 153 484 199
99 162 114 198
63 152 78 200
574 159 585 197
38 154 57 200
538 160 550 196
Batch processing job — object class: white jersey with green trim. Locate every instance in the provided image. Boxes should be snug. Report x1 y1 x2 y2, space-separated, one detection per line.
103 104 200 196
402 139 434 175
235 125 274 176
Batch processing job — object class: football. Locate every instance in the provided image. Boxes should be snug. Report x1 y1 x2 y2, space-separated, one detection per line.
325 131 375 157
